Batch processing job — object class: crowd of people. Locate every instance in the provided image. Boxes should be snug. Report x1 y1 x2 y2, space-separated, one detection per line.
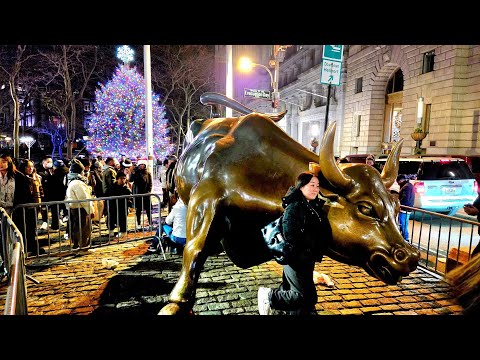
0 151 180 264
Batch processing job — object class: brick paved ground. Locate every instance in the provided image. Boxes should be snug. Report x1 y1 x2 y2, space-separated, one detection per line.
0 238 464 316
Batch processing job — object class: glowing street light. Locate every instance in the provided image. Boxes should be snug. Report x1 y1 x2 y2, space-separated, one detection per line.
20 136 35 159
238 47 288 112
239 57 276 108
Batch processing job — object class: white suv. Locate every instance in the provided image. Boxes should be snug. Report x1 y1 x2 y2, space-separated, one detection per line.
375 156 478 215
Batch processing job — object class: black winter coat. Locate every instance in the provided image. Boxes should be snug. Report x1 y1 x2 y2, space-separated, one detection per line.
281 186 327 263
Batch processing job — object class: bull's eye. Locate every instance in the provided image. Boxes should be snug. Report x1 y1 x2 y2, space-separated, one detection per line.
357 202 376 218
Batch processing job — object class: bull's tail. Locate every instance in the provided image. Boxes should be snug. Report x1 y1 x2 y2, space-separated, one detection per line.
200 92 287 122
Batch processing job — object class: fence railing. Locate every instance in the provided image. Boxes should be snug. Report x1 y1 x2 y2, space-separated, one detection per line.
11 193 166 262
404 205 480 277
1 207 28 315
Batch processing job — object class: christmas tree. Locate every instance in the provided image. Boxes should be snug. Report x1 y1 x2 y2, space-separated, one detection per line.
86 63 174 160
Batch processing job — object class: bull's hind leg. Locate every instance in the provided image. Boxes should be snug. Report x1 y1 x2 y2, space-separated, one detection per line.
158 185 222 315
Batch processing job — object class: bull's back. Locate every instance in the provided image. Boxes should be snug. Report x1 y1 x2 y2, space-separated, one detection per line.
177 113 319 203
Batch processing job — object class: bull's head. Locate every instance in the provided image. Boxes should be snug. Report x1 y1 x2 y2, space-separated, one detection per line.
314 123 420 284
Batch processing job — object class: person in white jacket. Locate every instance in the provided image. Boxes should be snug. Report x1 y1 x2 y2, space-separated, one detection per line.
164 197 187 254
65 159 95 251
147 197 187 255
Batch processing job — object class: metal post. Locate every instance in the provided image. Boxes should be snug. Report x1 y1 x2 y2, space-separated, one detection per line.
226 45 233 117
324 84 332 132
143 45 154 175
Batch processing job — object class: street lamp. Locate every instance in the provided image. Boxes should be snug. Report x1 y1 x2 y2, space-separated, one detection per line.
239 57 278 112
20 136 35 159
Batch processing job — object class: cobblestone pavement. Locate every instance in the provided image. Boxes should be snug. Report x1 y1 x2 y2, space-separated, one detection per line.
0 238 464 315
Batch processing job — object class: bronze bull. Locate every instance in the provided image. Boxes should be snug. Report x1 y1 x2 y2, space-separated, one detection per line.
159 97 420 315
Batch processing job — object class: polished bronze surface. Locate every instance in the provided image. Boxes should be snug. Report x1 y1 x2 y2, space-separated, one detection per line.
159 112 420 315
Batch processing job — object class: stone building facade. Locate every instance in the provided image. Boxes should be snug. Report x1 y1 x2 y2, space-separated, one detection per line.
215 45 480 157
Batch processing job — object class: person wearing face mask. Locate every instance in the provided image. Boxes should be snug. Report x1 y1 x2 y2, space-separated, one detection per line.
258 171 329 315
37 156 54 231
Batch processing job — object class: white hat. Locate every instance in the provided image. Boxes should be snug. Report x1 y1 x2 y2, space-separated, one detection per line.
137 159 148 166
389 182 400 194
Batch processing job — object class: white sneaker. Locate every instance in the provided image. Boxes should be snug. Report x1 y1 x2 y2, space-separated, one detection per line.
116 232 124 238
40 222 48 230
136 225 143 231
58 219 65 227
63 216 69 223
63 233 69 240
258 287 273 315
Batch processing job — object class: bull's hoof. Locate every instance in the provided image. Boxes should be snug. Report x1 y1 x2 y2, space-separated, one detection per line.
158 302 193 315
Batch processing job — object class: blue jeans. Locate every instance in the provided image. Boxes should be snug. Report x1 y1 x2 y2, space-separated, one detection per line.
398 211 411 241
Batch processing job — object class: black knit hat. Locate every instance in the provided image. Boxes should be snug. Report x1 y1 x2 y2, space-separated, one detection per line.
396 174 407 183
69 158 85 174
53 159 65 168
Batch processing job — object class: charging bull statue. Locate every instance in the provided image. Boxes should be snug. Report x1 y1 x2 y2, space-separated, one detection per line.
159 93 420 315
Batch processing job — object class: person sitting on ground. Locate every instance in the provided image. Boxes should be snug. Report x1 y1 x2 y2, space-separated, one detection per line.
148 197 187 254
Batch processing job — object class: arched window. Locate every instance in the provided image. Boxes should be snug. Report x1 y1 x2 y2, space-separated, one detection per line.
386 68 403 94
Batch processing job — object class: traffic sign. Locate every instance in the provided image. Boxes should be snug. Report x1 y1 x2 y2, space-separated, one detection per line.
320 59 342 86
323 45 343 62
244 88 271 100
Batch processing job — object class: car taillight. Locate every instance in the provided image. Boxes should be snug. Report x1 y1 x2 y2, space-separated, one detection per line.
474 180 478 194
414 181 425 194
440 159 451 164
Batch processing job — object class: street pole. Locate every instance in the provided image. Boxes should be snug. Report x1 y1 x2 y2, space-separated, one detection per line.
324 84 332 132
272 53 279 113
143 45 154 175
226 45 233 117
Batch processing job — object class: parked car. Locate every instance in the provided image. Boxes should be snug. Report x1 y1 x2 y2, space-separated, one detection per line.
375 156 478 216
420 154 480 190
344 154 372 164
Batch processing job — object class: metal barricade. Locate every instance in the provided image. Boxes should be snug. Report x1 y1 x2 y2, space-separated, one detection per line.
1 207 28 315
11 193 166 262
403 205 480 277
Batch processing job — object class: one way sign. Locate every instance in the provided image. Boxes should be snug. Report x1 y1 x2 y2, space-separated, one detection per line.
320 59 342 86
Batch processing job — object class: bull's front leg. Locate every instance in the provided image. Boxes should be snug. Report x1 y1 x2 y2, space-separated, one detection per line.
158 185 222 315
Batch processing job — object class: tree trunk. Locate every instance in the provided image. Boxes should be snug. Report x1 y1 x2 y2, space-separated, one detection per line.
9 79 20 158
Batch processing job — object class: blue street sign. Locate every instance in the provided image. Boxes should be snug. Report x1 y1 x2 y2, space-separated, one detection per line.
323 45 343 62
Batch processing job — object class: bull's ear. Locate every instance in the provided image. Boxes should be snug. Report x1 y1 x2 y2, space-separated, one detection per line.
309 162 321 177
381 138 403 188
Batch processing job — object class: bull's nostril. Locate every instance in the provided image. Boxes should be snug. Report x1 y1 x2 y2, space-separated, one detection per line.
394 248 406 262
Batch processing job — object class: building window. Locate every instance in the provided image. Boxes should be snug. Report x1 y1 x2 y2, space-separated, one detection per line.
423 104 431 133
356 115 361 137
355 77 363 94
386 69 404 94
422 51 435 74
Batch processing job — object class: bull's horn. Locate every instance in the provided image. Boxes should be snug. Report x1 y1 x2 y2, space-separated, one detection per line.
380 139 403 188
319 122 354 190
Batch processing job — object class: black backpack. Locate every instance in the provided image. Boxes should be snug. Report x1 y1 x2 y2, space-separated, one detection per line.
261 215 293 265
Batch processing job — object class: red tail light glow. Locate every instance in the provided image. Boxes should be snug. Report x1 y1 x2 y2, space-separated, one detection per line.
474 180 478 194
440 159 451 164
414 181 425 194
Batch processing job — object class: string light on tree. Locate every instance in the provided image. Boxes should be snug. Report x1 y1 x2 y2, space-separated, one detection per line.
117 45 135 64
86 64 174 160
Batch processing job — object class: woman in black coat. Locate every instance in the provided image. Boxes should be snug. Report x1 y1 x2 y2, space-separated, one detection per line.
258 171 328 315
